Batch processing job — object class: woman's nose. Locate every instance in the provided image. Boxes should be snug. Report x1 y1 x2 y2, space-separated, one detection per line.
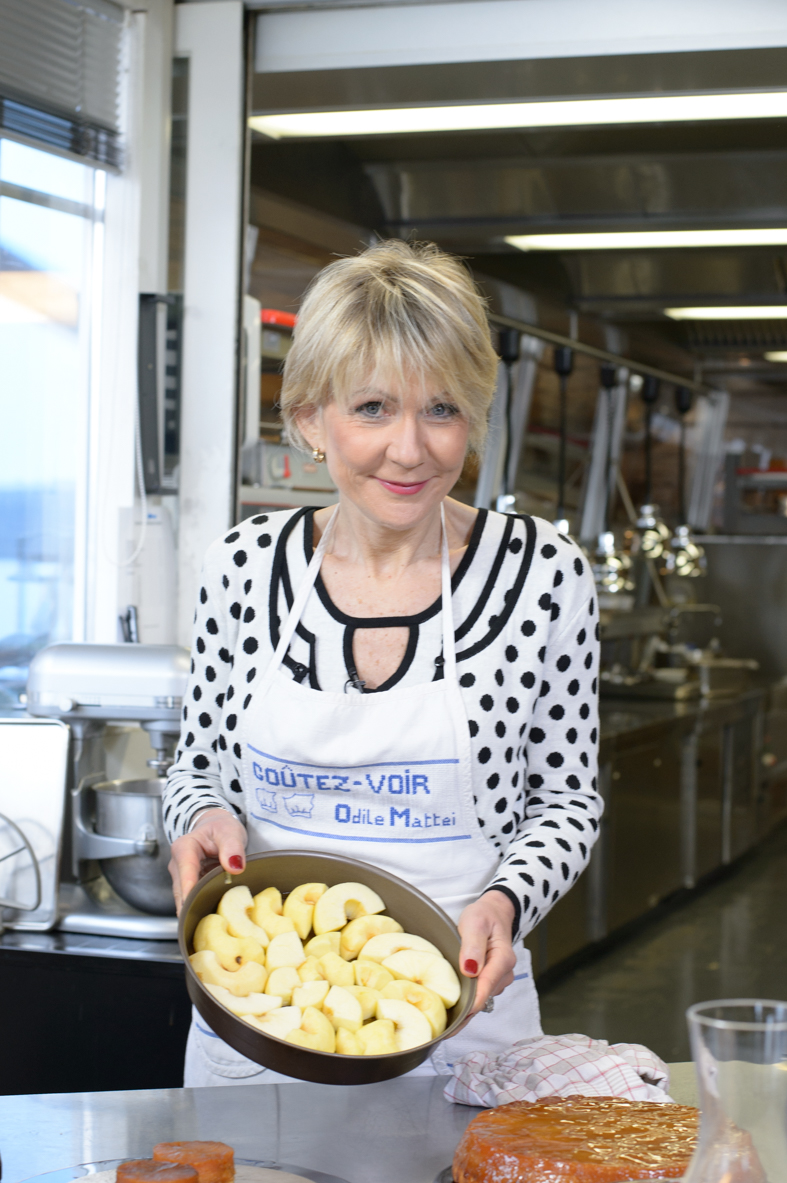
386 411 426 468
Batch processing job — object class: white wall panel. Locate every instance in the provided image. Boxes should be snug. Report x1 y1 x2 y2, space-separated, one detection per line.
256 0 787 75
175 0 244 646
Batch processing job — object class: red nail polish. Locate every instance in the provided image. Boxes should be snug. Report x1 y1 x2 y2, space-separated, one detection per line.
229 855 243 870
464 959 478 974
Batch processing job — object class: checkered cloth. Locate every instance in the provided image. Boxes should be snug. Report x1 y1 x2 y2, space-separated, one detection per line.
444 1033 673 1107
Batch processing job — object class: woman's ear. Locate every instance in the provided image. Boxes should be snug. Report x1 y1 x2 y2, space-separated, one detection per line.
295 406 323 452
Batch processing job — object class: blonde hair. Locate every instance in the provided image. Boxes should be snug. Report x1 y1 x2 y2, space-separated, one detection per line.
280 239 498 454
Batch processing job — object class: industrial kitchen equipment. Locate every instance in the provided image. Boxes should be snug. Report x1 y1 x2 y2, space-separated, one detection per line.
16 642 190 938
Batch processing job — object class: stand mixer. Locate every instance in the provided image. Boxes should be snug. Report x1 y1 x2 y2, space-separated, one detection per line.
24 643 190 939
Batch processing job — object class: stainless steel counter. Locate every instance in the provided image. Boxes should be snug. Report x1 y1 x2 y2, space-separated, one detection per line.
0 1069 700 1183
0 1078 475 1183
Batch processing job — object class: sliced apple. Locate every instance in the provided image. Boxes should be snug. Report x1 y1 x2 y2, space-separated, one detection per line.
323 985 363 1033
312 882 385 935
204 983 282 1017
282 882 328 940
217 885 270 946
265 966 302 1004
193 913 266 971
318 951 354 988
252 886 297 936
356 1018 398 1056
244 1005 302 1039
285 1005 336 1053
298 956 327 983
382 950 461 1008
353 959 394 991
376 997 433 1051
190 950 266 997
304 932 341 959
266 930 306 971
335 1027 363 1056
292 979 330 1010
339 914 403 961
381 980 447 1038
358 932 441 963
345 984 382 1022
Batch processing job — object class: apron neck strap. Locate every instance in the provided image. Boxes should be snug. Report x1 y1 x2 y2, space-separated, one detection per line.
440 502 457 680
271 502 457 678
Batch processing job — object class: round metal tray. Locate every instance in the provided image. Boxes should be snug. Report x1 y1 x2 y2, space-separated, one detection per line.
21 1160 349 1183
434 1169 658 1183
179 850 475 1085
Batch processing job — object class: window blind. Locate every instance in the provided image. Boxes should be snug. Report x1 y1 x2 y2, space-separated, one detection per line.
0 0 124 167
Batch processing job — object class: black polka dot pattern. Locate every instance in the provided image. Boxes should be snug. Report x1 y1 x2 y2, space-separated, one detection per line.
164 508 601 940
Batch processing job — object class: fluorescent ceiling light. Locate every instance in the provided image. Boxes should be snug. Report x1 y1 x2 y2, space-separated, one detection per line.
765 351 787 361
665 306 787 320
250 90 787 140
505 228 787 251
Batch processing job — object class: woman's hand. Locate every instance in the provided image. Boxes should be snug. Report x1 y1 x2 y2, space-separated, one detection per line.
168 808 248 915
457 890 517 1014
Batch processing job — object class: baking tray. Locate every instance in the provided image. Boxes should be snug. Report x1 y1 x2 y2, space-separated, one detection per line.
179 850 475 1085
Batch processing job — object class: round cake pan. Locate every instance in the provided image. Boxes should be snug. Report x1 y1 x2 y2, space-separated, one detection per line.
179 850 476 1085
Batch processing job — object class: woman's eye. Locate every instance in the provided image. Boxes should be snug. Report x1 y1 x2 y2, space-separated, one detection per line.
355 400 385 417
429 402 460 418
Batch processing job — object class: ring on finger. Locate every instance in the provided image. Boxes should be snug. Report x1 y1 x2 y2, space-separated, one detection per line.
482 997 495 1013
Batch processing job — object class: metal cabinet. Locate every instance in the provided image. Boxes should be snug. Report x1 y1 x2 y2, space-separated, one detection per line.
526 688 777 980
604 729 684 931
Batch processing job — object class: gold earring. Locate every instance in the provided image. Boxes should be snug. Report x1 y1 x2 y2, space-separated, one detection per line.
312 448 326 463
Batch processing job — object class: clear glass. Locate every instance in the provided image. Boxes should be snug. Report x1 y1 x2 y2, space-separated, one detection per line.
685 999 787 1183
0 138 101 705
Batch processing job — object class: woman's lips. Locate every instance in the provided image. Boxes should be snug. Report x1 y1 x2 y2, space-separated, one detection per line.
375 477 430 495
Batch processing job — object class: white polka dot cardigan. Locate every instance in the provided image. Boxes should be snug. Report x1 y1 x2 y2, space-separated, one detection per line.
163 506 602 940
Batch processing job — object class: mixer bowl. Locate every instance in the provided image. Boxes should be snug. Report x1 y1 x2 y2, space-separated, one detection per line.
92 778 175 915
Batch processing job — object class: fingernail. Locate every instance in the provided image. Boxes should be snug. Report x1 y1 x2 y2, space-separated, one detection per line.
464 959 478 974
229 855 244 870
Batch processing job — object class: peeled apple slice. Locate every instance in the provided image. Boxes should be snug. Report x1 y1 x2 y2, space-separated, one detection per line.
285 1005 336 1053
353 960 394 991
323 985 363 1033
193 914 266 971
356 1018 398 1056
244 1005 302 1039
252 887 297 936
376 997 433 1051
282 882 328 940
292 979 330 1010
358 931 441 963
383 949 461 1007
190 950 267 997
381 979 447 1038
204 983 282 1017
339 914 403 960
317 951 354 987
335 1027 363 1056
345 984 382 1022
313 882 385 935
217 885 270 946
265 966 302 1003
298 956 327 983
266 930 306 971
304 932 341 959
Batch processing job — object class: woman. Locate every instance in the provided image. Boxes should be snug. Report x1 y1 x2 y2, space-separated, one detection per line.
164 240 601 1086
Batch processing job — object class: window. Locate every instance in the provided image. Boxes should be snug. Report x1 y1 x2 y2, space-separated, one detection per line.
0 137 103 705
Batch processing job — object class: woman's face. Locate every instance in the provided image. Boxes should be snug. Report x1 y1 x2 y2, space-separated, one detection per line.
299 371 470 531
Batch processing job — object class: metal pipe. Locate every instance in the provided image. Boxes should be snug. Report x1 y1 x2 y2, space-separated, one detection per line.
488 311 705 394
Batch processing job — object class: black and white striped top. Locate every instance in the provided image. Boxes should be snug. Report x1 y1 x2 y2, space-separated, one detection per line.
163 507 602 939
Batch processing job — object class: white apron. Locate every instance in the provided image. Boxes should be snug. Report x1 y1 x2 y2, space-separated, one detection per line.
185 505 541 1086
